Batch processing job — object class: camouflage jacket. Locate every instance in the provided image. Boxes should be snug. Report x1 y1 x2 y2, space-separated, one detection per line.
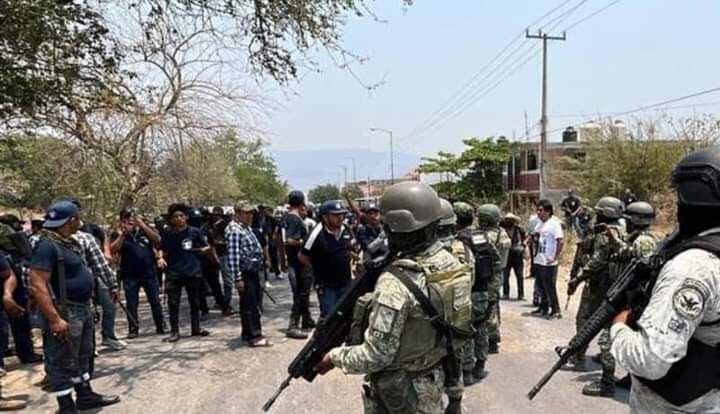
609 229 658 263
329 242 466 374
578 223 627 287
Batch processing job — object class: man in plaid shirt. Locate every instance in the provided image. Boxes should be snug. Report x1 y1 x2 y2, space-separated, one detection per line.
73 229 126 351
225 202 270 347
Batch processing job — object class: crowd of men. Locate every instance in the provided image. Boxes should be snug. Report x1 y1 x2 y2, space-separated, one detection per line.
0 147 719 413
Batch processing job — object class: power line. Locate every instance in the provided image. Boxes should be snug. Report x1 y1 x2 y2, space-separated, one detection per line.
398 0 591 148
526 86 720 141
397 0 583 144
552 100 720 119
564 0 624 32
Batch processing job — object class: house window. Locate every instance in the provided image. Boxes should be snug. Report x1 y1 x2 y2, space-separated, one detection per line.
527 151 538 171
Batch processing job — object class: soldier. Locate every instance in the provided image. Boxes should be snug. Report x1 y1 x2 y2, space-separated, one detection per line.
476 204 510 355
569 196 627 397
438 199 474 414
610 146 720 413
606 201 658 390
314 182 472 414
458 203 509 386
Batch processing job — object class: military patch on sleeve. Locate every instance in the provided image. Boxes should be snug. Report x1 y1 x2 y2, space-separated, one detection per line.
672 281 707 321
370 304 398 340
667 317 688 334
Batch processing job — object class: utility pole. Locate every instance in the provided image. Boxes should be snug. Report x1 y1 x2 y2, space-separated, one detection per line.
526 29 566 199
348 157 357 184
337 165 348 188
369 128 395 184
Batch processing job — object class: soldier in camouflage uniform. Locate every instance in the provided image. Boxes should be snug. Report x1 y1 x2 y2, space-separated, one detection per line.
316 182 472 414
437 199 474 414
476 205 510 355
457 204 510 386
569 197 627 397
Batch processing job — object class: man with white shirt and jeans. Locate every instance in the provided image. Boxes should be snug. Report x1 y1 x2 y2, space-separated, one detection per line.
531 199 564 319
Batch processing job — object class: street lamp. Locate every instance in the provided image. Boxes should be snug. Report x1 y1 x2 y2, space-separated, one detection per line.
369 128 394 184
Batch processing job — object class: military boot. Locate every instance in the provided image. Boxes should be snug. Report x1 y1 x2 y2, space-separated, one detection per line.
472 360 488 382
301 313 316 331
444 397 462 414
615 374 631 390
581 380 615 397
286 316 308 339
462 369 474 387
562 355 587 372
488 341 499 354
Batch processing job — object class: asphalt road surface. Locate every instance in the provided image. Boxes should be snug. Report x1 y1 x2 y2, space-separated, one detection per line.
6 271 631 413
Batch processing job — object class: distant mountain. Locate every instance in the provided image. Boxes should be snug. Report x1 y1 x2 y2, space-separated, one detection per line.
270 148 421 192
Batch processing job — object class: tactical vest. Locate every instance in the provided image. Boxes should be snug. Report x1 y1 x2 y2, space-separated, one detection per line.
458 228 498 293
349 250 473 373
635 229 720 406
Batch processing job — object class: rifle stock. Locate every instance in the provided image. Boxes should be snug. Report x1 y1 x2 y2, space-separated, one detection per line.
262 252 394 411
527 259 650 400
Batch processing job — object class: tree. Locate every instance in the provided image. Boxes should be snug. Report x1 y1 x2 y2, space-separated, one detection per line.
419 137 511 204
554 116 720 203
0 0 121 120
309 184 341 204
341 184 364 201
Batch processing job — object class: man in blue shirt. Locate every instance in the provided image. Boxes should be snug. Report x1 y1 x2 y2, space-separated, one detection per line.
300 200 353 319
226 202 270 347
110 209 166 338
29 201 120 413
356 203 382 253
160 204 211 343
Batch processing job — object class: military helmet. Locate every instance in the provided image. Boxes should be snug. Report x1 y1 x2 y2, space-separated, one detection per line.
380 182 442 233
439 199 457 227
477 204 502 226
672 147 720 208
453 202 474 224
288 190 305 206
594 196 624 219
625 201 655 226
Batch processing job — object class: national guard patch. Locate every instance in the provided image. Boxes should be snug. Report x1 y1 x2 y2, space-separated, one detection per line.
672 281 707 321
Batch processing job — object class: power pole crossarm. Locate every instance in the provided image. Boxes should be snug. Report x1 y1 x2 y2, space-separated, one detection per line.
526 30 566 200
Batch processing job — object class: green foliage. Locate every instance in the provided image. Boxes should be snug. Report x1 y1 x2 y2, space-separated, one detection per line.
555 118 718 203
309 184 341 204
419 137 511 204
0 0 121 119
341 183 364 200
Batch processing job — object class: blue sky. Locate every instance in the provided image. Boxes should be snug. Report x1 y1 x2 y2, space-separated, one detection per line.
265 1 720 180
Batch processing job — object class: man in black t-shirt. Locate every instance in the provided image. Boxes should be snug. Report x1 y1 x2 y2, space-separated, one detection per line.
159 204 211 343
281 191 313 339
300 200 353 319
110 210 166 338
29 201 120 412
560 189 582 236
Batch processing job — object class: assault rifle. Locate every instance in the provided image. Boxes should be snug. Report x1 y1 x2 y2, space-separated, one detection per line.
528 256 657 400
262 252 395 412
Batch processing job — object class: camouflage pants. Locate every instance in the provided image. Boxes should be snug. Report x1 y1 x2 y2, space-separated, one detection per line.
463 291 489 369
573 283 594 361
487 274 502 345
362 366 445 414
443 353 464 400
598 327 615 384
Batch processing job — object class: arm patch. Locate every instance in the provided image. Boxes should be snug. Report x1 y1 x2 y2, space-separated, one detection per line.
672 280 708 321
370 304 398 340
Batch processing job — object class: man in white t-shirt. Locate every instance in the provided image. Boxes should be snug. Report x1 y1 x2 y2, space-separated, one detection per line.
531 199 564 319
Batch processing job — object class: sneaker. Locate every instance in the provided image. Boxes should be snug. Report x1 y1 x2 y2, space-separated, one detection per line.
164 332 181 343
191 329 210 337
102 337 127 351
127 331 139 339
276 272 286 281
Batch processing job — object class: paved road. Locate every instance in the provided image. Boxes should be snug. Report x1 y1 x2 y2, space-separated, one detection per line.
6 271 631 413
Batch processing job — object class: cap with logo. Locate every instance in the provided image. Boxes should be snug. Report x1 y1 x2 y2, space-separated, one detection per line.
44 201 80 229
